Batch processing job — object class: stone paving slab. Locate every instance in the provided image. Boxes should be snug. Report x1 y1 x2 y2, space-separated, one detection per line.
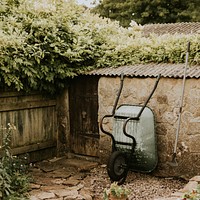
29 157 98 200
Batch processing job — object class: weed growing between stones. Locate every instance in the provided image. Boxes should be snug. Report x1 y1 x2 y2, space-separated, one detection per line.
0 124 30 200
104 182 130 200
181 184 200 200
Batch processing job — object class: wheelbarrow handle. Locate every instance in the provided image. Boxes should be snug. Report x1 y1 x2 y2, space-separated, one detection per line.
136 73 161 119
123 117 137 152
100 73 124 151
100 115 116 148
122 74 161 152
111 73 124 115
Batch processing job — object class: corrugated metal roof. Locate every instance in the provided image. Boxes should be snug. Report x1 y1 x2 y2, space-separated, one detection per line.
142 22 200 36
85 63 200 78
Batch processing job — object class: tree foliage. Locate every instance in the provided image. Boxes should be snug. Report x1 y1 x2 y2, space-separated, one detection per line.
0 0 106 92
92 0 132 27
0 0 199 93
92 0 200 26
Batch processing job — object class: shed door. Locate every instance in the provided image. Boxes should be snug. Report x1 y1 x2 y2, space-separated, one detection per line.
69 76 99 157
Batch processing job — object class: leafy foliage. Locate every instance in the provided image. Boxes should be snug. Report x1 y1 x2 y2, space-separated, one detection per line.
1 0 84 92
104 182 130 199
0 0 199 93
92 0 200 26
95 31 200 68
182 184 200 200
92 0 133 27
0 124 30 200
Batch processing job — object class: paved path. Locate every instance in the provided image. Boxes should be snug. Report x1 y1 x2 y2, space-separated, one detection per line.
29 156 199 200
29 157 100 200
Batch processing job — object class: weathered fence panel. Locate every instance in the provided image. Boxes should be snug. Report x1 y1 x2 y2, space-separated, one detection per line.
0 91 57 162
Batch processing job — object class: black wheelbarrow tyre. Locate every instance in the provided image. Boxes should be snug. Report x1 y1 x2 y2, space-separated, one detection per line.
107 151 128 182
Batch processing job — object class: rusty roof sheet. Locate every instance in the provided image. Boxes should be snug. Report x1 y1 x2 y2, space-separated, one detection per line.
142 22 200 36
86 64 200 78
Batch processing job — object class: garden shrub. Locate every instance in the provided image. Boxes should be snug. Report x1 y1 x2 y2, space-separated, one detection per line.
0 0 199 93
0 124 30 200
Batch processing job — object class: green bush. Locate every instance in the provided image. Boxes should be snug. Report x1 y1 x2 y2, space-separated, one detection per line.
0 0 199 93
0 124 30 200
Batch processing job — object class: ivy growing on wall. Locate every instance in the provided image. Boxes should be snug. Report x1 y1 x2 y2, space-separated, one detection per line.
0 0 199 93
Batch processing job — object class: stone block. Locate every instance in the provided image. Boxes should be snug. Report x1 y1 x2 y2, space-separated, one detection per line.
189 136 200 152
63 178 80 186
154 197 181 200
51 189 79 198
36 191 56 199
190 176 200 182
180 181 198 193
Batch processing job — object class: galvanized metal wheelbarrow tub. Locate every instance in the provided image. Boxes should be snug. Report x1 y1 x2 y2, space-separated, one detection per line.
100 74 161 183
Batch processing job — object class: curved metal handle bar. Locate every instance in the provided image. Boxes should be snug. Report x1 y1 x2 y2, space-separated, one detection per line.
136 74 161 119
99 73 124 150
100 115 115 140
122 74 161 152
111 73 124 115
123 117 137 152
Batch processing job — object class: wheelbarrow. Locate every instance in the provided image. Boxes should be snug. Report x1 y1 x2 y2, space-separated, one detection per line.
100 74 161 183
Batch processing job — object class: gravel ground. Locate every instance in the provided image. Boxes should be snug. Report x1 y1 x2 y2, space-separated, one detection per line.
86 165 187 200
30 158 187 200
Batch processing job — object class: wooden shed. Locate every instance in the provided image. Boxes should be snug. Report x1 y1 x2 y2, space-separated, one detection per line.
68 63 200 178
66 22 200 178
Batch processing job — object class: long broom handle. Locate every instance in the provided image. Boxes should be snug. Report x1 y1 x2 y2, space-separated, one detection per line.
173 42 190 154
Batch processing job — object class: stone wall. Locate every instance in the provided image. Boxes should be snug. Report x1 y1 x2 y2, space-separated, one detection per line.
98 76 200 179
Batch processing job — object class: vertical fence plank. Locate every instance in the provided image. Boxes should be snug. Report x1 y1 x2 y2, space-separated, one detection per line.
0 91 57 161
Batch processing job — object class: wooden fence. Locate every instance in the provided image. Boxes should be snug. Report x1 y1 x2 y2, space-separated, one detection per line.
0 91 57 162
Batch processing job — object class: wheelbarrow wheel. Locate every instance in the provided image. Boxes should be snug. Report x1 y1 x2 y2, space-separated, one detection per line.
107 151 128 182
